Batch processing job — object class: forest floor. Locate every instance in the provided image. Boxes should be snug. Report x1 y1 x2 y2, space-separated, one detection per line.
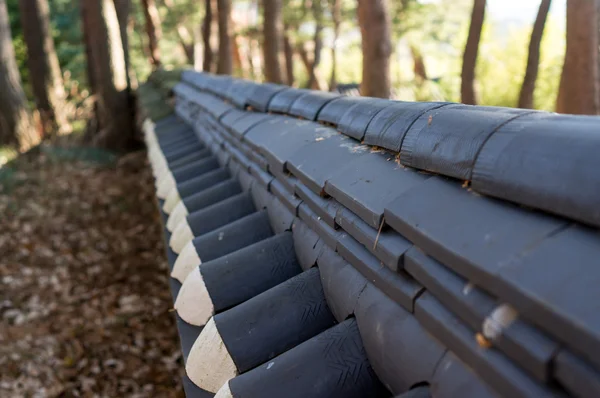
0 141 184 397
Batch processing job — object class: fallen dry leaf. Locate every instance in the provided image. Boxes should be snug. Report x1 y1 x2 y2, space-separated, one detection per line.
0 145 183 397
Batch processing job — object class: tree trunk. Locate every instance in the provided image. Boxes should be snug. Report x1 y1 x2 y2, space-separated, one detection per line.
410 45 428 82
210 0 219 72
461 0 486 105
216 0 233 74
250 38 264 80
81 0 97 94
283 29 295 86
232 33 242 76
0 0 37 150
81 0 100 138
177 25 195 64
297 42 327 90
194 25 204 70
306 0 324 89
161 0 194 64
329 0 341 90
263 0 284 83
357 0 392 98
298 43 312 75
518 0 551 109
84 0 135 151
246 37 257 80
141 0 162 67
556 0 599 115
113 0 136 89
125 11 139 87
202 0 214 72
18 0 71 136
232 34 251 78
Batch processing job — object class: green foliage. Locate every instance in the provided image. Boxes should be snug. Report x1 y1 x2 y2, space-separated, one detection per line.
6 0 566 113
430 13 564 110
7 0 85 98
390 0 434 39
386 0 564 110
159 0 204 32
0 146 18 167
128 0 204 81
7 0 199 101
50 1 85 82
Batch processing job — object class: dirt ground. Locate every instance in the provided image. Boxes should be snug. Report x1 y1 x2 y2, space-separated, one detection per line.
0 145 184 397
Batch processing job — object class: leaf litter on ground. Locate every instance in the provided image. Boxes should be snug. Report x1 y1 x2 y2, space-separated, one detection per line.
0 143 183 397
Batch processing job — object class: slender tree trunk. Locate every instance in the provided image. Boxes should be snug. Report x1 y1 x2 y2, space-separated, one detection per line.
262 0 284 83
161 0 194 64
518 0 551 109
329 0 341 90
410 45 428 101
113 0 136 145
298 43 311 73
131 14 152 61
306 0 324 89
232 34 251 78
461 0 486 105
250 38 264 80
232 33 242 75
216 0 233 74
246 36 257 80
0 0 37 150
357 0 391 98
194 25 204 70
177 25 195 64
307 29 324 90
81 1 96 94
283 29 295 86
202 0 214 72
297 42 327 90
113 0 136 89
84 0 135 151
556 0 599 114
210 0 219 72
18 0 71 136
141 0 162 67
125 12 139 87
410 45 428 82
81 0 99 141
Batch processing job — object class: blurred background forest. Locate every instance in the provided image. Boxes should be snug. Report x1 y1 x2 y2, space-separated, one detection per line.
1 0 598 157
7 0 567 107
